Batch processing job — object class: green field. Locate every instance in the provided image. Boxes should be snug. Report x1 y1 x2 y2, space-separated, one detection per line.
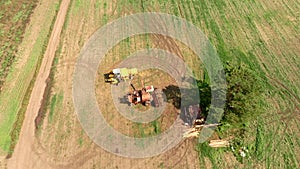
0 0 61 154
0 0 38 89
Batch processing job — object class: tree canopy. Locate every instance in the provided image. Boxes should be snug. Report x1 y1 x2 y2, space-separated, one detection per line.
222 62 264 126
197 61 265 130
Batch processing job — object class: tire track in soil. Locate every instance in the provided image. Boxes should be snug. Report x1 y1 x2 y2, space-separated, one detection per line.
7 0 71 168
251 75 300 168
167 140 189 168
31 138 97 169
236 25 300 164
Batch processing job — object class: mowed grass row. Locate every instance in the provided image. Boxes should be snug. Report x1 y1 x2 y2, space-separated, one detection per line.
0 0 61 153
35 0 299 168
190 0 298 168
163 0 299 167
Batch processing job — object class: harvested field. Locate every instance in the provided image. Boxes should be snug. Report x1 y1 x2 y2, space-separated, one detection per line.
0 0 298 168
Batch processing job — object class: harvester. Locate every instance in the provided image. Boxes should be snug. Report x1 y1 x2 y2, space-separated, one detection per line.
127 83 161 107
104 68 138 85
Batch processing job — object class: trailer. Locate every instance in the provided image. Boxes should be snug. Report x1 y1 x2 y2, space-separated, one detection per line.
104 68 138 85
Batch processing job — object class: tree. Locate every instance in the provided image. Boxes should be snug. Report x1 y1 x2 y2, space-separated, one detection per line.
196 61 264 128
222 61 264 126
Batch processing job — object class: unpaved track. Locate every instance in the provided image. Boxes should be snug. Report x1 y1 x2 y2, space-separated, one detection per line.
7 0 70 168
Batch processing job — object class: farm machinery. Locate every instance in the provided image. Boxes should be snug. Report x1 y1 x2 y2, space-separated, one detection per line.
127 83 162 107
104 67 162 107
104 68 138 85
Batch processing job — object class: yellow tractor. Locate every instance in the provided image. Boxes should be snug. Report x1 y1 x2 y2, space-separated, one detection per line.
104 68 138 85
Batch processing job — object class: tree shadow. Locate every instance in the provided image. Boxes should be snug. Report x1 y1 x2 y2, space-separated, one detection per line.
162 80 212 126
162 80 211 113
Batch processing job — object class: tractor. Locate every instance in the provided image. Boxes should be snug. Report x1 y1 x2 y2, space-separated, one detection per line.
104 68 138 85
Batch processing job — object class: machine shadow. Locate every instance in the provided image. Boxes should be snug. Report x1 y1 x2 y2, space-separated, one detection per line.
114 76 212 127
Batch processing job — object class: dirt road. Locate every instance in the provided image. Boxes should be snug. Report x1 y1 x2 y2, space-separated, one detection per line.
7 0 70 168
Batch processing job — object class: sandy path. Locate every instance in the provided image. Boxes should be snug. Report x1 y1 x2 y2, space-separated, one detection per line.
7 0 70 168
